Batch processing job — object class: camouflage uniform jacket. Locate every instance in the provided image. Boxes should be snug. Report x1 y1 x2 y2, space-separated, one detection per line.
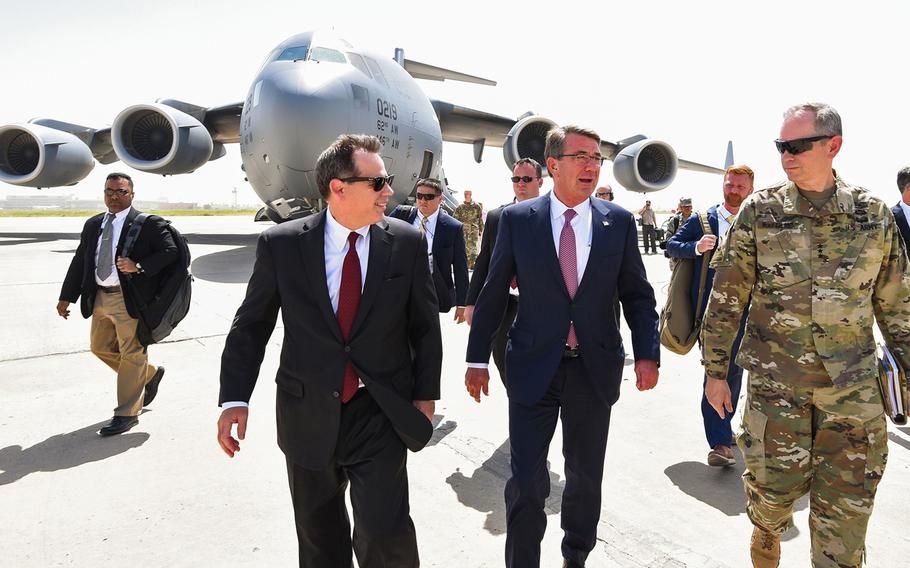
453 201 484 233
663 211 692 239
701 173 910 388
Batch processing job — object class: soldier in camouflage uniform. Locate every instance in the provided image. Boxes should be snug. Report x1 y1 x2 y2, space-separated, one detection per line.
453 190 484 269
661 197 693 264
701 102 910 568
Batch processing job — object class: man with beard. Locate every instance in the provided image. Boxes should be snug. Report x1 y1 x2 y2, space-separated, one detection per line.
667 165 754 467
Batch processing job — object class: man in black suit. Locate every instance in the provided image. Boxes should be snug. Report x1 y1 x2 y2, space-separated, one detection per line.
56 173 175 436
892 166 910 251
217 134 442 568
465 157 544 383
465 125 660 568
391 178 469 322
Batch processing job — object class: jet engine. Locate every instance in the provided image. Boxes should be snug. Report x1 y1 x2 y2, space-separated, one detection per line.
502 115 557 173
0 123 94 187
612 139 678 193
112 103 214 175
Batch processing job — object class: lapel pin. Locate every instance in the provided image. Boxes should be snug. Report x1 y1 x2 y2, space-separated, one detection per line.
602 220 610 226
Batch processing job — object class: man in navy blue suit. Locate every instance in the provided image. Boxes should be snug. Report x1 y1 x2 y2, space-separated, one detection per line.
391 179 469 322
465 125 660 568
666 164 754 467
892 167 910 251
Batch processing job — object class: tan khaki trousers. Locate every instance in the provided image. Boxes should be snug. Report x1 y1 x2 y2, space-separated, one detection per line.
90 288 156 416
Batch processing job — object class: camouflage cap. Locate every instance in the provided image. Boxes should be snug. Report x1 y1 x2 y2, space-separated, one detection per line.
679 197 693 206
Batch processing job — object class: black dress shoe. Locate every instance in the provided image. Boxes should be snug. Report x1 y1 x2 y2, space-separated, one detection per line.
99 415 139 436
143 366 165 407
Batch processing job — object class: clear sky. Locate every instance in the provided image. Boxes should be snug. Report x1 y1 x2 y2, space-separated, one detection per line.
1 1 907 212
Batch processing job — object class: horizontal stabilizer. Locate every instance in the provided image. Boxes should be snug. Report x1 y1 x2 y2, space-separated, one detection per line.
404 59 496 86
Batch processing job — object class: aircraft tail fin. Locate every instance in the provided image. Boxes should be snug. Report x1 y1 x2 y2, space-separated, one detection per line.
724 141 734 169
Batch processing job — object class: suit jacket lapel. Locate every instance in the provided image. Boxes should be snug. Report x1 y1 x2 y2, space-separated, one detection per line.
298 211 343 343
577 198 608 297
115 208 141 255
351 220 392 335
531 196 568 298
708 205 719 236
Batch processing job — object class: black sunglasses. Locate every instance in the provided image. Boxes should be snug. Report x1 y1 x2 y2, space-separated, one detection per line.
511 175 539 183
415 192 439 201
339 175 394 191
774 135 831 155
596 192 613 197
103 188 131 196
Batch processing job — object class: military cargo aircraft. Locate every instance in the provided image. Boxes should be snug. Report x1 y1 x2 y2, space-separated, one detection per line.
0 30 723 222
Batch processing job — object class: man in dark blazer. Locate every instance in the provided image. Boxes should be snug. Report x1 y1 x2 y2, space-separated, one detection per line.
56 172 175 436
390 178 469 321
465 157 543 384
217 134 442 568
892 166 910 251
667 165 754 468
465 125 660 568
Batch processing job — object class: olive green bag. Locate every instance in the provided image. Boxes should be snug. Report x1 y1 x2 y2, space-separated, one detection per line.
659 212 714 355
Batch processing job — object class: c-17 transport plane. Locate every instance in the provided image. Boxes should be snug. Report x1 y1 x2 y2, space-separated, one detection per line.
0 30 723 222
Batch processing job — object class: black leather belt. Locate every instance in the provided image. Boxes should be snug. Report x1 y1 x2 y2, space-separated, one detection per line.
99 286 121 294
563 345 581 359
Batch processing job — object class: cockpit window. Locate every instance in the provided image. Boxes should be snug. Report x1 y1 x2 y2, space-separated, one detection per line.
309 47 347 64
347 53 372 78
363 56 389 88
275 45 311 62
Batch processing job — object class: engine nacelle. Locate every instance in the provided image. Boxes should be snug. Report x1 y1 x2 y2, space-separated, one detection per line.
0 123 94 187
502 115 557 173
112 103 213 175
612 139 678 193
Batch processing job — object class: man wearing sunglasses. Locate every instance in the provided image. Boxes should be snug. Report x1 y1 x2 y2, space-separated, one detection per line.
56 172 176 436
466 125 659 568
702 103 910 568
390 178 469 322
217 134 442 568
637 200 658 254
465 157 544 383
594 185 614 201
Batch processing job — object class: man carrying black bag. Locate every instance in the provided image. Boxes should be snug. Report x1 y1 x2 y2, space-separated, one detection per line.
56 173 178 436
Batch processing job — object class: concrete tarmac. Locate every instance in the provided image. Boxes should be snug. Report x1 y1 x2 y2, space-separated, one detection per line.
1 216 908 567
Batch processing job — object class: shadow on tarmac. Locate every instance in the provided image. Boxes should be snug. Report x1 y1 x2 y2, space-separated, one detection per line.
0 421 149 486
445 439 564 535
190 246 256 284
663 447 808 525
427 415 457 447
888 432 910 452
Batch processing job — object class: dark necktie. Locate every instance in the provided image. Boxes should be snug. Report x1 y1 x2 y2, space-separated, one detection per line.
96 213 115 281
559 209 578 348
337 232 362 403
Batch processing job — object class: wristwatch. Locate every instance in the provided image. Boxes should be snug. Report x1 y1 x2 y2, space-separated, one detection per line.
135 262 144 274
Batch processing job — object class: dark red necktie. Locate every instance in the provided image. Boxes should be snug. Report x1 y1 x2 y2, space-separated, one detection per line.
337 232 362 403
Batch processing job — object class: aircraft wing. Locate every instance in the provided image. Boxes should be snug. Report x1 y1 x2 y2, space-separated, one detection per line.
430 98 723 178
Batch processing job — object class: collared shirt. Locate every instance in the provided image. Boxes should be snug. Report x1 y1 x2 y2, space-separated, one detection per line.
695 204 737 257
412 208 439 273
94 207 132 286
222 210 370 409
467 192 592 369
324 209 370 313
549 191 592 286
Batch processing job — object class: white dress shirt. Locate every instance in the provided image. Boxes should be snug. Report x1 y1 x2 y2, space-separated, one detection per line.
222 210 371 409
695 204 736 256
467 192 593 368
412 208 439 273
94 206 132 286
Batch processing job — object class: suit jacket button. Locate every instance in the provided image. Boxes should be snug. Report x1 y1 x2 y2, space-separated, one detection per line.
332 391 340 398
344 346 351 353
